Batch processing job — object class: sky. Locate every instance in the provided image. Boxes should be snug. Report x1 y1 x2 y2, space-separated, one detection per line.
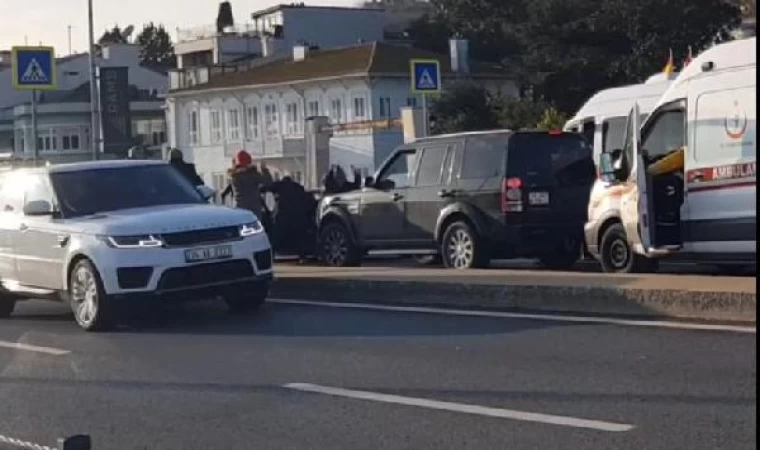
0 0 358 55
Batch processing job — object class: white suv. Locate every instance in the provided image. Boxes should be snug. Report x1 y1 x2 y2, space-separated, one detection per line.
0 160 273 331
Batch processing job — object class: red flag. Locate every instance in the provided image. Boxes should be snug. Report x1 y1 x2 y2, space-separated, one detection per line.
663 49 675 76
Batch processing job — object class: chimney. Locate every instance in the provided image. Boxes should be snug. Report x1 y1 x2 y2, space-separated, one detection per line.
449 38 470 75
293 43 309 62
216 1 235 34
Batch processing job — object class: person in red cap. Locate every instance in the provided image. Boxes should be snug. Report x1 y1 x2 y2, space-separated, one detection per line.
221 150 265 218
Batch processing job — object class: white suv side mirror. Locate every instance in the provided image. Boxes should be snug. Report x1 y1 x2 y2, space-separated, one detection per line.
23 199 55 216
196 185 216 201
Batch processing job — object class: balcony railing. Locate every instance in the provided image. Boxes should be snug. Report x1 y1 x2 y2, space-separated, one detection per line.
177 24 260 43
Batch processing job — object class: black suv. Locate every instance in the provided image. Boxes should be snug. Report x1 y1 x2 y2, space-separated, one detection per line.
317 130 595 269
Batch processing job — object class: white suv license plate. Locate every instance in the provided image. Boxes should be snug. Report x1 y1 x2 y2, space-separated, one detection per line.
529 191 550 205
185 245 233 263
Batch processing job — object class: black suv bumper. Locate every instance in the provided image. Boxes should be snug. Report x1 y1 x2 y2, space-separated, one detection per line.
490 223 585 258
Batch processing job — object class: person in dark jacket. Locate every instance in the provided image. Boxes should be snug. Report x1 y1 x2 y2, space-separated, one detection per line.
268 175 315 261
220 150 265 218
168 149 204 186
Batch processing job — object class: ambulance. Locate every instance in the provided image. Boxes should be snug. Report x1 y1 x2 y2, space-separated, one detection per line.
566 74 674 270
600 38 756 273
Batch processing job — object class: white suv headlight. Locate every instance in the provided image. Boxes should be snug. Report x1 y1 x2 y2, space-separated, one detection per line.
239 221 264 237
104 235 164 249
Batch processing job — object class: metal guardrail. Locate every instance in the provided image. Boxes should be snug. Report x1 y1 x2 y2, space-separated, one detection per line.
0 434 90 450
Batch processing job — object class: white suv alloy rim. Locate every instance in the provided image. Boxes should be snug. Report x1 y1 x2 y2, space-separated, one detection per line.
71 266 98 326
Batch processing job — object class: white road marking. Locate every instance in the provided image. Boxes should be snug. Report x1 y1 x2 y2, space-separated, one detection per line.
270 299 756 334
0 340 70 356
285 383 634 432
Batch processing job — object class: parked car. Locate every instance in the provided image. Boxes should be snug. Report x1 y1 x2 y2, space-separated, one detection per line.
0 160 273 331
316 130 596 269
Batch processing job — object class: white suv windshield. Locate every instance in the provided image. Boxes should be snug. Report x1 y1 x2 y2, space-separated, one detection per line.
50 165 204 218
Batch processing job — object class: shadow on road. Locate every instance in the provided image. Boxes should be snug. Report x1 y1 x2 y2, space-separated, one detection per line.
6 300 579 338
125 302 580 338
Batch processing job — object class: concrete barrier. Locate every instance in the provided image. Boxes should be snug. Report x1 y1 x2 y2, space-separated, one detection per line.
270 265 757 323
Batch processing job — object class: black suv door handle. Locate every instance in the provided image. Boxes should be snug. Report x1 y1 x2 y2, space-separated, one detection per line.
392 193 404 201
438 189 455 198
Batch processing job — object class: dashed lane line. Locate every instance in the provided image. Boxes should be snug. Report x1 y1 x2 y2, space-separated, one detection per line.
0 340 70 356
284 383 635 432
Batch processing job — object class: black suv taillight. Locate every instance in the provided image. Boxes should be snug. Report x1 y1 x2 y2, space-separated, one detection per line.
501 177 524 213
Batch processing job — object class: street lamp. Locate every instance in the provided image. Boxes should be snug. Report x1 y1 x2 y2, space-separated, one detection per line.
87 0 100 160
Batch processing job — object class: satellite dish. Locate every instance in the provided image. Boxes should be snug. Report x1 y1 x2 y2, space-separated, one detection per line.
123 25 135 41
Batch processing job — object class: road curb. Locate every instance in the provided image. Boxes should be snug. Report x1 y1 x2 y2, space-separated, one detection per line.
270 277 757 323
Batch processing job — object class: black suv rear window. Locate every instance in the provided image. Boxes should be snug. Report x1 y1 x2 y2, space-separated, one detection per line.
508 133 595 187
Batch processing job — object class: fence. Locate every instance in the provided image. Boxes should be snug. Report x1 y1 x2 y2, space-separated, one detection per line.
0 433 91 450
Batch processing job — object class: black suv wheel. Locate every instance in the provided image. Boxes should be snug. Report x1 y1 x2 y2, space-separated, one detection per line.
599 223 659 274
441 221 489 269
319 221 362 267
0 294 16 318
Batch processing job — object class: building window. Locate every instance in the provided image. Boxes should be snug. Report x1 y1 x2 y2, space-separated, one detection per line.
246 106 260 140
406 97 418 108
61 133 81 151
188 110 199 145
210 110 222 143
285 102 301 136
378 97 391 118
227 109 241 142
307 100 320 118
330 98 344 124
264 103 279 137
353 97 366 120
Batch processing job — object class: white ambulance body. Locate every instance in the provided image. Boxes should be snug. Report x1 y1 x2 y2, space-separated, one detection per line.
618 38 756 267
565 74 674 165
566 76 674 269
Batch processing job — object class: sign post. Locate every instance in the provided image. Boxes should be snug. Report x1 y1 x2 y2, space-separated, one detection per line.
410 59 442 137
11 46 57 166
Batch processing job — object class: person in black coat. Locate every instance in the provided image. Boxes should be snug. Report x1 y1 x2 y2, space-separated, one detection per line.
268 176 315 261
168 149 204 187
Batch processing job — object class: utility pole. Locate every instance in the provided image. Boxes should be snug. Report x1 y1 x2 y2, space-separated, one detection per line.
67 25 74 55
87 0 100 160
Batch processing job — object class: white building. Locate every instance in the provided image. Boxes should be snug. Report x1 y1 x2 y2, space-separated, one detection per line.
0 44 168 164
166 40 517 192
174 3 387 71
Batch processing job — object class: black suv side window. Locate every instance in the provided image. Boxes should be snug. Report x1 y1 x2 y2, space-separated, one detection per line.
415 145 449 187
460 136 505 179
377 149 417 189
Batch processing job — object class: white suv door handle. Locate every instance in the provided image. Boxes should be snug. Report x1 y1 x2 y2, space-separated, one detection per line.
18 223 29 232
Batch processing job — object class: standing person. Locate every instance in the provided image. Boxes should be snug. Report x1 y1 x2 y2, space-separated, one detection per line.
168 149 204 186
221 150 264 219
259 162 274 188
268 175 313 262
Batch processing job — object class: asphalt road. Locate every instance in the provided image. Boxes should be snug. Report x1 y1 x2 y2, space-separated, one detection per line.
0 299 756 450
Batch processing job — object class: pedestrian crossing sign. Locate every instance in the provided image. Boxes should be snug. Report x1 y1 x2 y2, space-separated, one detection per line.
11 46 57 91
410 59 441 94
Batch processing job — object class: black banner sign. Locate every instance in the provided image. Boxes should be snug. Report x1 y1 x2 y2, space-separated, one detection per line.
99 66 133 156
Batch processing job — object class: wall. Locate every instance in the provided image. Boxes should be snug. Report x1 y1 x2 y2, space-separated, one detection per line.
282 8 385 48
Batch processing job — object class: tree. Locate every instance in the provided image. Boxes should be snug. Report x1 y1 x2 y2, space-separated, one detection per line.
413 0 742 114
536 107 568 131
136 23 176 70
99 25 131 45
430 82 500 134
494 97 547 130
